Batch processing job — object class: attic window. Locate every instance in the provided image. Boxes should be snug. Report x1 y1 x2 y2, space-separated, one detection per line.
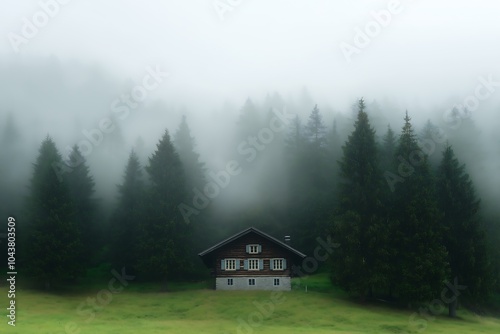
247 244 261 254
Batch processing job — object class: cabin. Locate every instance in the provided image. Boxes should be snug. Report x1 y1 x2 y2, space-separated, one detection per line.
198 227 307 291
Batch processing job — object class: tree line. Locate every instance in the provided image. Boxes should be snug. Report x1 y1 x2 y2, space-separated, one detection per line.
2 97 498 313
330 99 493 316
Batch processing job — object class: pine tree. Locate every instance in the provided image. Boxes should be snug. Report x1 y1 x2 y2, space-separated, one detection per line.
325 119 343 204
65 145 97 265
304 105 327 189
380 125 396 173
174 115 205 194
338 99 381 217
330 98 387 299
287 115 305 152
1 113 21 146
235 98 262 142
285 115 315 252
110 150 144 272
25 136 83 289
0 113 23 219
305 104 326 148
137 130 192 283
419 119 443 168
392 112 449 303
437 144 492 316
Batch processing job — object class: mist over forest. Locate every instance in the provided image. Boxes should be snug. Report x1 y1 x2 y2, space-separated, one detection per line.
0 0 500 323
1 57 499 232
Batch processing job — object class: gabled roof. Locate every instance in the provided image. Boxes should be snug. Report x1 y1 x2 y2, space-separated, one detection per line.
198 227 307 258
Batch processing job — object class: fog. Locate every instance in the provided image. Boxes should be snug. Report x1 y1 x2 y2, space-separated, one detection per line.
1 0 499 243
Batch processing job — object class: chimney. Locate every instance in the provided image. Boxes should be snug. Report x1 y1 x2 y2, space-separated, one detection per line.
284 235 291 245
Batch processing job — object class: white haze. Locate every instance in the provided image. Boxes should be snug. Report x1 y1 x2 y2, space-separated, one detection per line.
0 0 499 217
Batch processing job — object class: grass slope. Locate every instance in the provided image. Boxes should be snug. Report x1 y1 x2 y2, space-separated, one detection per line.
1 274 499 334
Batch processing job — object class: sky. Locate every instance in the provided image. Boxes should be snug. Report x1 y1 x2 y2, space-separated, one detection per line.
1 0 499 112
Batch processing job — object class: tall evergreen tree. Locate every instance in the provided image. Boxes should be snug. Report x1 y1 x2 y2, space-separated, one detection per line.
1 113 21 146
327 119 342 158
330 98 387 299
325 119 343 203
110 150 144 272
419 119 443 168
0 113 23 220
25 136 83 289
437 144 492 316
286 115 305 153
235 98 262 142
65 145 97 265
305 104 326 148
392 112 449 303
174 115 205 193
380 125 396 173
137 130 192 283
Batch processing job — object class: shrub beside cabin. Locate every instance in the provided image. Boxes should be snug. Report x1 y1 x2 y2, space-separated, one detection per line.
198 227 307 290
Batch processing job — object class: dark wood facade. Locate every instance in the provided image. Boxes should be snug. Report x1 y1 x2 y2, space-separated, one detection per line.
199 227 306 278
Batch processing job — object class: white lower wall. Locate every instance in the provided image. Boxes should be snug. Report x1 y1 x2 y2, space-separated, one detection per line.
216 276 291 291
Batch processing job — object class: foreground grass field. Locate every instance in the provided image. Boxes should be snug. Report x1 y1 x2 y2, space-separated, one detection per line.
1 273 500 334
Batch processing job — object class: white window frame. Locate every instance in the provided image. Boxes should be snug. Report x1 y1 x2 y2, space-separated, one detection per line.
228 278 233 286
248 259 259 271
225 259 236 271
248 244 259 254
272 258 283 270
248 278 256 286
274 278 280 286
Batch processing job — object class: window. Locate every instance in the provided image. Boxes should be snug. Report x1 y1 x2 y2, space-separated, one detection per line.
248 259 259 270
247 244 261 254
272 258 284 270
274 278 280 286
225 259 236 271
248 278 256 286
228 278 233 286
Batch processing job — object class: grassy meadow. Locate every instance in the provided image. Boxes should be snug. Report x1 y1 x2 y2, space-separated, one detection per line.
1 273 499 334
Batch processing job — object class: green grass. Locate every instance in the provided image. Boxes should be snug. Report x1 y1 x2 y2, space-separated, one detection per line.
1 273 500 333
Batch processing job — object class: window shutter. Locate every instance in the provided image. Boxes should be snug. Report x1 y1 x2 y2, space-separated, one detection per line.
257 244 262 253
259 259 264 270
221 259 225 270
243 260 248 270
283 259 287 270
236 260 240 270
270 259 274 270
246 245 250 253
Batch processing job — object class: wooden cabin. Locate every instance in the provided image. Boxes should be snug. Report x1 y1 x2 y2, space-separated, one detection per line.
198 227 307 290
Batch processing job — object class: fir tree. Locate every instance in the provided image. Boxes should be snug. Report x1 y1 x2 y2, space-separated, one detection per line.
419 119 443 168
137 130 192 283
110 150 144 272
65 145 97 265
174 115 205 194
305 104 326 148
25 136 83 289
392 112 449 303
437 144 492 316
330 98 387 299
380 125 396 173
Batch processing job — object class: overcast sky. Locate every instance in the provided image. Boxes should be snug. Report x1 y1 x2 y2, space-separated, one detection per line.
1 0 499 113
